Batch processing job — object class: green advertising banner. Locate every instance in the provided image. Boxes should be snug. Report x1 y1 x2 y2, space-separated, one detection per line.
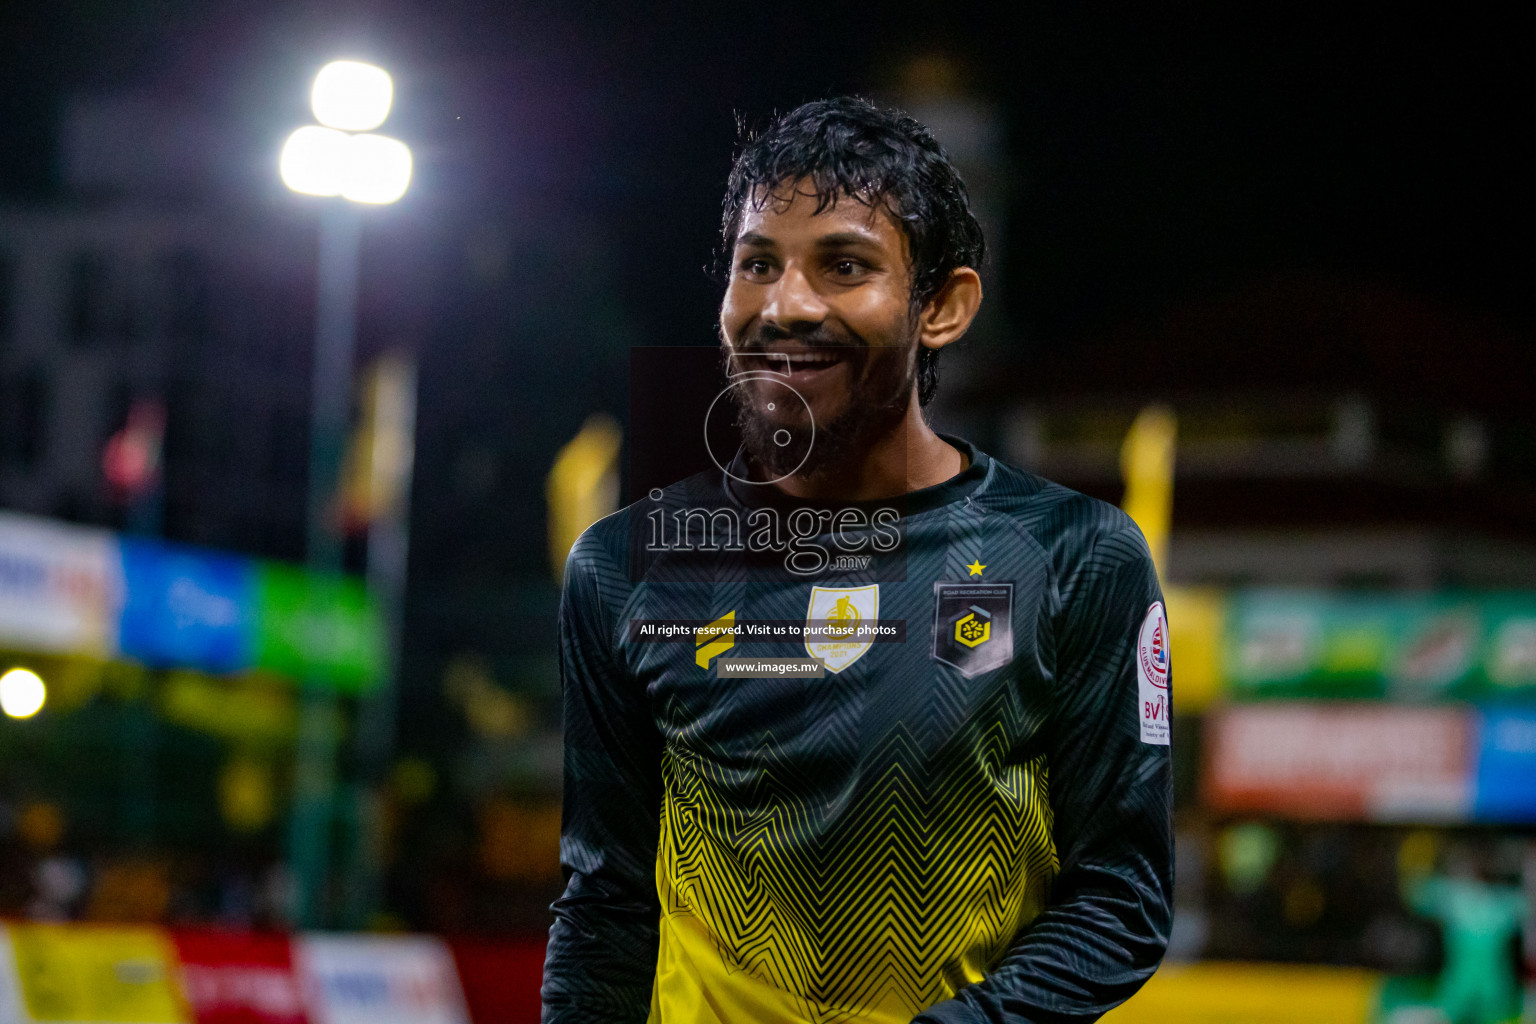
254 564 383 693
1224 591 1536 701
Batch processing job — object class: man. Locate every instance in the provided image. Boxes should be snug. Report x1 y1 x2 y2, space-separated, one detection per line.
543 97 1172 1023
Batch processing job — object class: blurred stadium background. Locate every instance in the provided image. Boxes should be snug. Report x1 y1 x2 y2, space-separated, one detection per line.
0 3 1529 1022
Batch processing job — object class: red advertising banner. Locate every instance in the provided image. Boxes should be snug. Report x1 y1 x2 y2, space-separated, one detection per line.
449 939 546 1024
172 931 307 1024
1204 704 1477 821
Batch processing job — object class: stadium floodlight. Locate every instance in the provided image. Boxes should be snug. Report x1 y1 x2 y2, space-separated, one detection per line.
280 127 412 204
340 133 412 204
280 125 351 196
282 61 410 207
312 60 394 132
0 667 46 719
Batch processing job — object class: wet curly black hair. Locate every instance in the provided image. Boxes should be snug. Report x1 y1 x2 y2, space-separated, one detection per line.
718 96 986 406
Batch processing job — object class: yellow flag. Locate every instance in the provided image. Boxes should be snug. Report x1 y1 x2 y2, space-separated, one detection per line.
547 414 622 580
340 353 417 532
1120 404 1177 580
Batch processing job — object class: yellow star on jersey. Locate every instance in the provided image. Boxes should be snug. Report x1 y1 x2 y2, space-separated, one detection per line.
965 559 985 577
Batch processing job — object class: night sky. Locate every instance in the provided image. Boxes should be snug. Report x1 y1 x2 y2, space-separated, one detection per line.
3 2 1529 348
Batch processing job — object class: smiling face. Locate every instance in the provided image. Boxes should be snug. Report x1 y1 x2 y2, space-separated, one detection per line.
720 181 920 480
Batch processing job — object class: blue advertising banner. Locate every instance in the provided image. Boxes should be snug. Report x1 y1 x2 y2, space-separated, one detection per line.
1471 709 1536 823
117 539 257 674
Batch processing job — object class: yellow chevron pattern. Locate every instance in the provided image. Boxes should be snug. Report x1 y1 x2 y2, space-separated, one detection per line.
649 723 1058 1023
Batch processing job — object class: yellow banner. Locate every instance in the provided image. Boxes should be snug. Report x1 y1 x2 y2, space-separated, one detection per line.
1103 962 1379 1024
1163 585 1225 712
5 923 190 1023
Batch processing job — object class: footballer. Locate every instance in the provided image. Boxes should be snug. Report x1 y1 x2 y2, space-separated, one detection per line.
543 97 1173 1023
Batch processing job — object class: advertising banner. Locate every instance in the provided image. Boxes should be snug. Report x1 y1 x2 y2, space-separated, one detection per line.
448 940 545 1024
1 928 24 1024
1225 591 1536 701
118 541 256 674
293 936 467 1024
1102 962 1379 1024
1204 704 1476 822
253 567 381 693
0 512 121 657
1 923 190 1023
1471 709 1536 823
1483 599 1536 692
0 511 381 691
171 931 306 1024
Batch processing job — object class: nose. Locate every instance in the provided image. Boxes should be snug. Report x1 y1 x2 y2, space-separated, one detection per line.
760 263 827 332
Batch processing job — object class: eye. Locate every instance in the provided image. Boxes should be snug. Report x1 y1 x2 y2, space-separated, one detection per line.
738 256 774 278
830 258 867 278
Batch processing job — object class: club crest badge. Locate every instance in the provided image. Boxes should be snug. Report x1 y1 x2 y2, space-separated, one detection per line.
805 584 879 673
932 582 1014 678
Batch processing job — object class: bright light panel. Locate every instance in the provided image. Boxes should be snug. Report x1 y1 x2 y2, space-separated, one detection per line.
312 60 393 131
342 133 413 205
1 667 46 719
281 125 350 196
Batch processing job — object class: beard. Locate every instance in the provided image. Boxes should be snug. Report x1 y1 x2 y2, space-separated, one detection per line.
727 319 916 483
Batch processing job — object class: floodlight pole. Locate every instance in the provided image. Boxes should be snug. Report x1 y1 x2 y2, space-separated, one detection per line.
339 354 415 930
286 200 361 929
281 59 410 929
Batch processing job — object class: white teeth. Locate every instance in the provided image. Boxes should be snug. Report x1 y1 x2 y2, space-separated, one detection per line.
749 350 841 371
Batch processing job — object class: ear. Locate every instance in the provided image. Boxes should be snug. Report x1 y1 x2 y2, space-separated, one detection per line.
917 267 983 351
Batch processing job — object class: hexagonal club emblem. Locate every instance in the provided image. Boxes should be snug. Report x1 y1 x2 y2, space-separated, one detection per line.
953 606 992 648
932 582 1014 678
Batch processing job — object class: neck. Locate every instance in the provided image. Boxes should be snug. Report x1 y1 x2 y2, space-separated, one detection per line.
769 390 965 502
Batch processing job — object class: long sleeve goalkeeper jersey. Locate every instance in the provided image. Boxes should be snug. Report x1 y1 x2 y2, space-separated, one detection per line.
542 438 1173 1024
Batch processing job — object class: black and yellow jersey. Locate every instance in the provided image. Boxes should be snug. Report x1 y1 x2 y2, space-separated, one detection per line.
542 438 1172 1023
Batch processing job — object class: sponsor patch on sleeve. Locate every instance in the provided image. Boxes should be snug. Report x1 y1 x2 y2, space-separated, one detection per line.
1136 601 1171 745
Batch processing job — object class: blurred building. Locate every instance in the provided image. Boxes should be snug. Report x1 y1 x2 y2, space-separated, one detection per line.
1 82 634 936
955 272 1536 588
885 52 1016 443
0 95 319 558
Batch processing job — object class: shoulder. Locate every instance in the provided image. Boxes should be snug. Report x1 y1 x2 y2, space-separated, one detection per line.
970 450 1150 578
565 505 630 586
564 468 727 592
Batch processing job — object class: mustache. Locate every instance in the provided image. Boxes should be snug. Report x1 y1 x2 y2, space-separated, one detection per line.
735 320 865 353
